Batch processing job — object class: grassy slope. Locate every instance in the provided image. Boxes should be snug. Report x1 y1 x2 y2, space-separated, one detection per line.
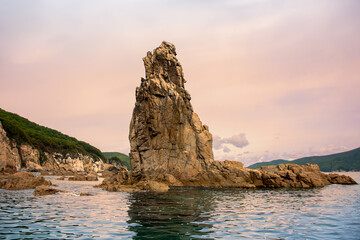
102 152 131 170
0 108 105 161
247 147 360 172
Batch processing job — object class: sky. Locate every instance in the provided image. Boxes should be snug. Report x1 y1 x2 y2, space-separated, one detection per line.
0 0 359 166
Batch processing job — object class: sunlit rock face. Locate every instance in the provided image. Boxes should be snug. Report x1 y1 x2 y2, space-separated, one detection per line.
0 122 21 173
125 41 358 189
129 41 214 185
97 41 357 191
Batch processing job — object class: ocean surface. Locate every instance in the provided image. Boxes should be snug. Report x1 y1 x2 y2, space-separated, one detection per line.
0 172 359 240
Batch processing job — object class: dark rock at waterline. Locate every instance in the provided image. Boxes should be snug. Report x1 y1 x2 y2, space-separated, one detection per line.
33 185 62 196
80 192 94 196
256 164 357 188
68 173 98 181
0 172 52 190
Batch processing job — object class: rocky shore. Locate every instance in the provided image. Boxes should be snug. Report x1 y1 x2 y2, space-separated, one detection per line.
0 170 100 196
98 162 356 192
0 121 104 175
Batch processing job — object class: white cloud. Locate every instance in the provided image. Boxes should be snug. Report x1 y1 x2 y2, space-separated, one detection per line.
213 133 249 150
213 135 223 150
223 133 249 148
223 146 231 153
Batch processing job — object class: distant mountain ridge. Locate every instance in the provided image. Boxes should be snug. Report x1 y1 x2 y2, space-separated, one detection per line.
247 147 360 172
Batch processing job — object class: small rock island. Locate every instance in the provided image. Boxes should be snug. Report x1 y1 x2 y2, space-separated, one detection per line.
99 41 356 191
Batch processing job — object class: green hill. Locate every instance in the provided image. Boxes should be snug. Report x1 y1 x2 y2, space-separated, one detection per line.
248 159 289 169
0 108 105 161
247 147 360 172
103 152 131 170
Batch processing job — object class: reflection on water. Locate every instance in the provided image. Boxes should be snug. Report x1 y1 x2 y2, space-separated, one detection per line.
0 173 359 239
128 188 216 239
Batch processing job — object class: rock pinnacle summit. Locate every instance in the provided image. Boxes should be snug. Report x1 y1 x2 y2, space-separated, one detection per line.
129 41 215 185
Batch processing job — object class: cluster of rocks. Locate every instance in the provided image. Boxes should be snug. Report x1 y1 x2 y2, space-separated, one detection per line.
98 162 356 191
0 171 61 196
98 41 357 192
0 172 51 190
0 121 103 183
255 164 356 188
95 166 169 192
0 171 98 196
68 172 98 181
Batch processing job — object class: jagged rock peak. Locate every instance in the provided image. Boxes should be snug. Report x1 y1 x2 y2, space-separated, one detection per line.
142 41 186 88
97 42 357 192
129 41 214 184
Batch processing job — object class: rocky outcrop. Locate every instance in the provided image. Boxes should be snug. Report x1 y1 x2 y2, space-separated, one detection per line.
20 144 41 166
96 165 169 192
99 161 356 191
0 121 104 174
102 164 120 178
0 172 52 190
129 41 214 185
0 122 21 173
255 164 356 188
41 152 104 174
99 41 357 192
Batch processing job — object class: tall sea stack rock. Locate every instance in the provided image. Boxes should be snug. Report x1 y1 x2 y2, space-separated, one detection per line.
129 41 215 185
98 41 356 191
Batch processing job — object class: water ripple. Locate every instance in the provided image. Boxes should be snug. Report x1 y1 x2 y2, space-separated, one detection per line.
0 173 359 239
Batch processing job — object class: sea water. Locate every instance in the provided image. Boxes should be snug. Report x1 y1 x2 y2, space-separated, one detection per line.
0 172 359 239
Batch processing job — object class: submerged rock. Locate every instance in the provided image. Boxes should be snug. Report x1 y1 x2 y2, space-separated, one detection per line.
0 172 52 190
68 173 98 181
80 192 94 196
99 41 357 192
34 185 62 196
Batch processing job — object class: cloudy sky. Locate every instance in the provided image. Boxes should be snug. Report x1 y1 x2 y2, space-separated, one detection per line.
1 0 359 166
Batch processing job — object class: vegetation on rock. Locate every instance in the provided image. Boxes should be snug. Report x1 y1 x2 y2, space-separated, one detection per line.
103 152 131 170
0 108 105 161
